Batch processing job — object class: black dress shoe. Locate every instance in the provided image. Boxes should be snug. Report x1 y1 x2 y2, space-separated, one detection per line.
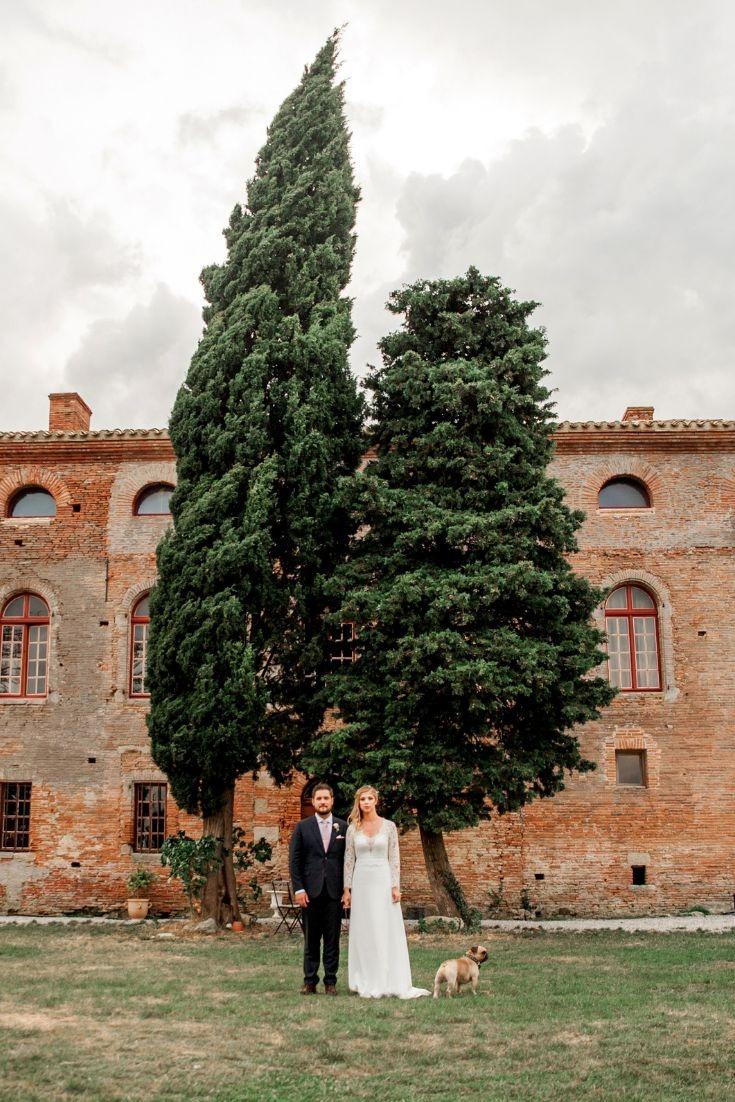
300 983 317 995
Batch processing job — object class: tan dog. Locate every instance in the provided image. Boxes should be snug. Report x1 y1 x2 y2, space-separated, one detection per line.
433 945 489 998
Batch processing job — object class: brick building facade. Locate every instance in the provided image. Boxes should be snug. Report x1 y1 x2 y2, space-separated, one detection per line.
1 394 733 917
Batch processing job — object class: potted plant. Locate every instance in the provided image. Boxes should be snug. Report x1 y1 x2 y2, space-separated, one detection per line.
126 867 156 919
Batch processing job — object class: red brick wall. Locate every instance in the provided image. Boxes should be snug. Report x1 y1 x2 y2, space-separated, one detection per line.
1 423 734 916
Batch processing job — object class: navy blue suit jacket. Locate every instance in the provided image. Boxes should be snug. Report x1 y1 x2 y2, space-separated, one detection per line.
289 814 348 901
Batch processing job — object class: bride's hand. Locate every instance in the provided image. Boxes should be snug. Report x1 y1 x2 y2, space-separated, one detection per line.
341 889 351 908
391 887 401 904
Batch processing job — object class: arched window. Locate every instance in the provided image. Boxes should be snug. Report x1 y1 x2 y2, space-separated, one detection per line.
598 478 651 509
134 484 173 516
0 593 50 698
129 594 150 697
8 487 56 518
605 585 660 691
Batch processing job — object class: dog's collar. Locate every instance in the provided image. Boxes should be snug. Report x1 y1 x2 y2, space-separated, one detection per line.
464 952 484 967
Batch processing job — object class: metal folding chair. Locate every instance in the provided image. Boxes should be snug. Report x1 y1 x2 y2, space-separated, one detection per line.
271 878 304 935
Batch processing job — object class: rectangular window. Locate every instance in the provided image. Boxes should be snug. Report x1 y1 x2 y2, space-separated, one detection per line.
616 750 647 786
631 865 647 886
606 618 632 689
133 782 167 852
131 623 148 696
0 625 23 695
330 621 356 664
632 617 659 688
25 625 48 695
0 782 32 851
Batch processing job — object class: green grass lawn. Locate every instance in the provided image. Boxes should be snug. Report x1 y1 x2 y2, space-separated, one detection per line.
0 924 733 1102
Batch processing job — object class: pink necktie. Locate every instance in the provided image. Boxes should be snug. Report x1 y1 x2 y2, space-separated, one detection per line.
320 819 330 852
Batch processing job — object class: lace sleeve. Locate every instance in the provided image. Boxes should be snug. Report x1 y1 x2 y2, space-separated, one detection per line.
387 820 400 890
344 824 356 889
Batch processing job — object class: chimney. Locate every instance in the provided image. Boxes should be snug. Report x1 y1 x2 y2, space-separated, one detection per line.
48 393 92 433
622 406 654 422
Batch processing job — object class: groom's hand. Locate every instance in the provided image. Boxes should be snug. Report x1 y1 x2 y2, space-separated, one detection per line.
295 890 309 907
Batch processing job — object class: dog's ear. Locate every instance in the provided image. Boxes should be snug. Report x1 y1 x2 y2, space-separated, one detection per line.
469 946 479 956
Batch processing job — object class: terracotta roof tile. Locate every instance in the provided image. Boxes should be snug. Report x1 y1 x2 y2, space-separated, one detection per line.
0 428 169 441
2 420 735 442
555 419 735 431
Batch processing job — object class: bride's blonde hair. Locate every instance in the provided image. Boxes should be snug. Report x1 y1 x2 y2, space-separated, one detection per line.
348 785 380 832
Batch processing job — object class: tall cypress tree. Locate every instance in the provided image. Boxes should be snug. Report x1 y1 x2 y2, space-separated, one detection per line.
147 33 363 924
306 268 615 919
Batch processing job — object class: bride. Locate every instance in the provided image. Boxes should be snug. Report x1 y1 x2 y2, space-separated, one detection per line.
341 786 429 999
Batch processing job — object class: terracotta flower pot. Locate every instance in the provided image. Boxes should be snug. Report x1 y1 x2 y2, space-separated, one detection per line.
127 898 150 920
231 920 245 932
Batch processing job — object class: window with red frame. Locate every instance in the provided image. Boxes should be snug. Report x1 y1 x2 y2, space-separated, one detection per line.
329 621 356 664
605 585 661 691
133 782 167 852
0 593 49 698
130 594 150 697
0 782 32 850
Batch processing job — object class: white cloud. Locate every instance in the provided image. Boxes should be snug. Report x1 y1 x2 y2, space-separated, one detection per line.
390 73 735 420
64 284 202 429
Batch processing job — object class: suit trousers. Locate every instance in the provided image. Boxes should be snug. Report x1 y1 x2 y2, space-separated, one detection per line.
303 885 342 986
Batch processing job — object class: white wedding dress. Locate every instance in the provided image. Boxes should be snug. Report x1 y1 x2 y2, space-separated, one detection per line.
344 819 429 999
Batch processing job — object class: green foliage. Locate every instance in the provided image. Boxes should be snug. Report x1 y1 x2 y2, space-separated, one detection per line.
160 829 272 914
416 916 461 934
307 268 616 834
146 31 363 817
160 832 220 914
441 868 482 930
126 868 156 897
486 884 506 915
231 827 273 907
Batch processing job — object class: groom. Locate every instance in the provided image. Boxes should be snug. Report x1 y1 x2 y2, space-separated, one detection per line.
289 782 348 995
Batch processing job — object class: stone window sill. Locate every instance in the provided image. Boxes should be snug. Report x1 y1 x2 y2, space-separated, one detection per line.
1 697 49 706
611 692 664 700
3 517 53 526
596 509 656 516
0 850 32 859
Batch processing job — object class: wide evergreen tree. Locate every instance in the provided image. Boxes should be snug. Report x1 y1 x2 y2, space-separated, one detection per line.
147 32 363 924
306 268 615 919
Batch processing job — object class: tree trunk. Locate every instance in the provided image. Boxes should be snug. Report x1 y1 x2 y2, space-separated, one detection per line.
417 820 462 919
199 787 242 927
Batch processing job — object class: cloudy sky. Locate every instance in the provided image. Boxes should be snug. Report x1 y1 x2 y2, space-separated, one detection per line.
2 0 735 430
